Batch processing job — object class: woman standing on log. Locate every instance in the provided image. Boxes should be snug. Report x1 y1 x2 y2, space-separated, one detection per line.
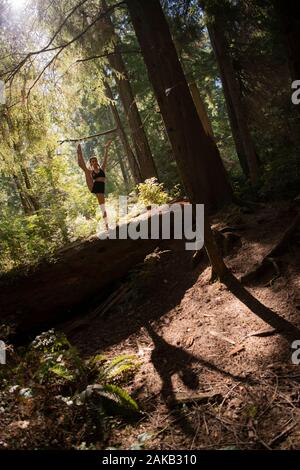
77 140 113 231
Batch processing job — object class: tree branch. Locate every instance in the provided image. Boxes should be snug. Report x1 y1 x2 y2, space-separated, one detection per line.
2 1 126 85
75 48 140 63
58 127 118 145
43 0 90 52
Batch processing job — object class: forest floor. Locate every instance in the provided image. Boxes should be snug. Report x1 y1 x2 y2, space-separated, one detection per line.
1 200 300 450
65 200 300 450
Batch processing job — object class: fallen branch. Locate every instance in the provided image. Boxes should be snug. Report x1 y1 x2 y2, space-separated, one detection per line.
268 419 297 448
228 344 245 356
58 128 118 144
209 330 236 345
174 391 222 405
242 328 278 340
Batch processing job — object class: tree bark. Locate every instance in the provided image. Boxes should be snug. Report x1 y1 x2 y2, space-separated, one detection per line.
201 1 259 183
100 0 158 180
104 80 142 183
126 0 300 343
0 206 186 337
115 143 130 191
274 0 300 81
126 0 232 211
106 107 131 190
20 167 40 212
12 174 33 215
189 82 215 140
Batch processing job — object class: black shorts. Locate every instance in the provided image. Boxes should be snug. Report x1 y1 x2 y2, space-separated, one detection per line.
91 181 105 194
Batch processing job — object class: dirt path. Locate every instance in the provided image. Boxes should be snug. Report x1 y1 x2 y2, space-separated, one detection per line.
66 201 300 450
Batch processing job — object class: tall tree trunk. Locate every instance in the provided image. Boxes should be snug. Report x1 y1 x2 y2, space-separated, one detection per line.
20 167 40 212
126 0 300 343
3 110 38 214
115 140 131 191
100 0 158 180
104 80 142 184
201 1 258 183
12 174 33 215
274 0 300 80
126 0 232 211
105 104 131 190
189 82 215 140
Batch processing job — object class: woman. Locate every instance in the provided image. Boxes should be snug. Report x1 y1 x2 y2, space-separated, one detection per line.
77 140 113 231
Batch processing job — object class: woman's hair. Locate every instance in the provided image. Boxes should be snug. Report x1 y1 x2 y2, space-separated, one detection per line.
88 156 98 170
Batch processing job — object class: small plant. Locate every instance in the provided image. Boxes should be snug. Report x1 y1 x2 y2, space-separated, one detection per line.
79 354 141 413
169 183 184 200
137 178 170 207
1 329 141 449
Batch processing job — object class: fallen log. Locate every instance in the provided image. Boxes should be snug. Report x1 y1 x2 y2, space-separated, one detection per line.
0 204 188 339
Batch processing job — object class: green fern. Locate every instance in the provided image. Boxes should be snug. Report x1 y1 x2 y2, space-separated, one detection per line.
105 363 140 381
101 355 138 379
98 383 139 411
50 364 74 381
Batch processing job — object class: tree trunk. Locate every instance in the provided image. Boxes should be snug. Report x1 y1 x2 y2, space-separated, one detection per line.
126 0 232 211
104 80 142 184
12 174 33 215
202 1 258 183
0 206 186 337
20 167 40 212
189 82 215 140
126 0 300 343
100 0 158 180
274 0 300 80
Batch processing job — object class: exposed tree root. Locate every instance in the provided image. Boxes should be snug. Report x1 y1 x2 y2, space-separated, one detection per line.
241 213 300 285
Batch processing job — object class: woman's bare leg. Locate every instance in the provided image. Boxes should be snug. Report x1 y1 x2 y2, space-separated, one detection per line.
96 193 109 231
77 144 93 191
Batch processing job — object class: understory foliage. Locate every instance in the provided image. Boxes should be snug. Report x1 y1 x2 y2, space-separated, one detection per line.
0 329 140 449
137 178 170 207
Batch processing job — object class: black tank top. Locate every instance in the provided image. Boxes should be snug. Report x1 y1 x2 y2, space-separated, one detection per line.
92 168 105 180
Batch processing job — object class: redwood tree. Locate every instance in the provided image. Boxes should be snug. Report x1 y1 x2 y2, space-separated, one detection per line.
101 0 158 180
126 0 300 342
126 0 232 211
274 0 300 81
104 80 142 183
200 0 259 183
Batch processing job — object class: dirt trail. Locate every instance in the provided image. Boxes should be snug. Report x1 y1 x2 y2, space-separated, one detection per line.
65 201 300 450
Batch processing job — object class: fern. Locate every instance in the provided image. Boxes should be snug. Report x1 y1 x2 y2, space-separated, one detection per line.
105 363 140 381
50 364 74 381
93 354 140 382
77 354 141 415
98 383 139 411
101 354 138 380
